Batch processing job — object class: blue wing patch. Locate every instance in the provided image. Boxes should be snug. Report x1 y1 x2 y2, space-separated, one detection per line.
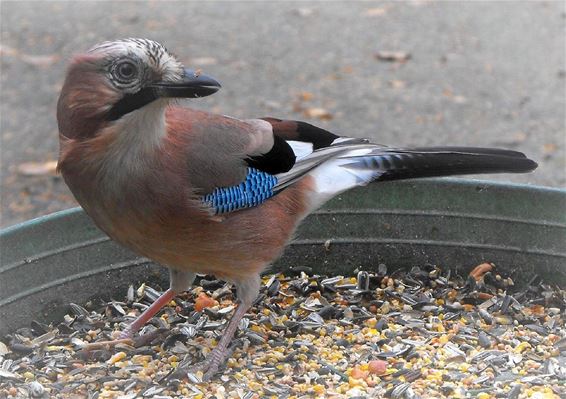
202 168 278 214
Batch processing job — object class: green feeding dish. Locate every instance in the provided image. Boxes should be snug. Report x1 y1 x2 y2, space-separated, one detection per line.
1 178 565 337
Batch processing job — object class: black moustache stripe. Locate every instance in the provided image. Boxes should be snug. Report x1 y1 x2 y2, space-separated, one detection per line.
105 87 159 121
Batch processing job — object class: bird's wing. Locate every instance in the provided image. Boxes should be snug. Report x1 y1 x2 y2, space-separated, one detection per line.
203 117 374 214
169 108 536 215
168 108 364 214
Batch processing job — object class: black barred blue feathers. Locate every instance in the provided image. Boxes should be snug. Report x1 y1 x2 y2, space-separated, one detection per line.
203 168 278 214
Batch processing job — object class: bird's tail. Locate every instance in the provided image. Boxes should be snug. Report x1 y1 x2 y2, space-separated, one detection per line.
307 146 537 204
344 147 537 181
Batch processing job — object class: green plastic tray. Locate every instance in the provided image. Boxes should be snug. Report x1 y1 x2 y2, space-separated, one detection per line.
1 178 565 337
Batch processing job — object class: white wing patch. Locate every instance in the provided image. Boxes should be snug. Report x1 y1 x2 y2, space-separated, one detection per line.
306 147 384 208
287 140 314 161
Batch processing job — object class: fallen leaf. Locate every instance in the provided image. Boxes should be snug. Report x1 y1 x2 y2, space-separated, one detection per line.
543 143 557 154
17 161 58 176
261 100 281 110
453 95 467 104
364 7 387 16
292 102 304 113
20 54 60 67
514 132 527 142
341 65 354 74
389 80 406 89
303 107 333 120
190 57 217 66
299 91 314 101
0 45 59 67
375 51 411 63
294 7 313 17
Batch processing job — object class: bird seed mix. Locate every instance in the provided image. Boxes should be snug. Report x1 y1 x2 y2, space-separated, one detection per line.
1 262 565 399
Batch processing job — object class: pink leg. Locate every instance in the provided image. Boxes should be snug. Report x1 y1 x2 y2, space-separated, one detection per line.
119 288 175 339
173 276 261 381
168 301 250 382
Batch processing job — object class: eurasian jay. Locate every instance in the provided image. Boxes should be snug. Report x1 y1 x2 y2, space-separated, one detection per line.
56 38 537 380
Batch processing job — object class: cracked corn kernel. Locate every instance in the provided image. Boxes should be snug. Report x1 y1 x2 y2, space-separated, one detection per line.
313 384 325 395
107 352 126 365
514 341 531 353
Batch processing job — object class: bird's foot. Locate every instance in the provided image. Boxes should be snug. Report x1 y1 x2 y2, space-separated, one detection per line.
170 346 230 382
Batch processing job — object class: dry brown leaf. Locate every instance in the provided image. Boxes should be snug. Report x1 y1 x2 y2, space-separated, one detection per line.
292 102 304 113
299 91 314 102
514 132 527 142
453 95 467 104
375 51 411 63
543 143 557 154
389 80 406 89
341 66 354 74
364 7 387 17
303 107 333 120
0 45 59 67
20 54 60 67
17 161 58 176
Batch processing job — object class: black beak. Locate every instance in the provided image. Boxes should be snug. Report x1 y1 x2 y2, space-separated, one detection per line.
149 68 221 98
106 69 221 121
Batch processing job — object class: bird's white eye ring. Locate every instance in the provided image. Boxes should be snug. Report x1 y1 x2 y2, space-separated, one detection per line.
112 60 139 84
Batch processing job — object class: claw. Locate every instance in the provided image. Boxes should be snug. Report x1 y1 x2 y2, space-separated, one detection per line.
189 359 221 382
168 346 228 382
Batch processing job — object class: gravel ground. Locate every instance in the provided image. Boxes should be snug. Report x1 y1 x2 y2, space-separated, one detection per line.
1 1 565 228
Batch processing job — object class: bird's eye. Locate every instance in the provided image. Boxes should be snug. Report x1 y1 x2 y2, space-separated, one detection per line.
113 60 138 83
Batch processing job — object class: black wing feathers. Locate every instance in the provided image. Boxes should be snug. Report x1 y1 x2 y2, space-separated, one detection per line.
293 121 339 149
246 135 296 174
244 118 341 175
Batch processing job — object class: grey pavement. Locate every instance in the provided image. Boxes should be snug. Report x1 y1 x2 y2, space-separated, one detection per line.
1 1 565 228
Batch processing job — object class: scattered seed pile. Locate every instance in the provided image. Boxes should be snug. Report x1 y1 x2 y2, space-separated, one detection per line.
1 263 565 399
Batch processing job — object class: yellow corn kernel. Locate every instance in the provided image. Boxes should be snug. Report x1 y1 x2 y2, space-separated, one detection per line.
107 351 127 365
438 334 450 344
313 384 325 395
514 342 531 353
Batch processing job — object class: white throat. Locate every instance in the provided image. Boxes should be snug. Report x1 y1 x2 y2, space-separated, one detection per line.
114 99 168 156
95 100 169 195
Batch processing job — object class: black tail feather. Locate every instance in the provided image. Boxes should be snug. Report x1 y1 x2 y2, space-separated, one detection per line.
346 147 538 182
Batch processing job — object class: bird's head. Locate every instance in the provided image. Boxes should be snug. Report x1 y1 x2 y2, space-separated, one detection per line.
57 38 221 139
